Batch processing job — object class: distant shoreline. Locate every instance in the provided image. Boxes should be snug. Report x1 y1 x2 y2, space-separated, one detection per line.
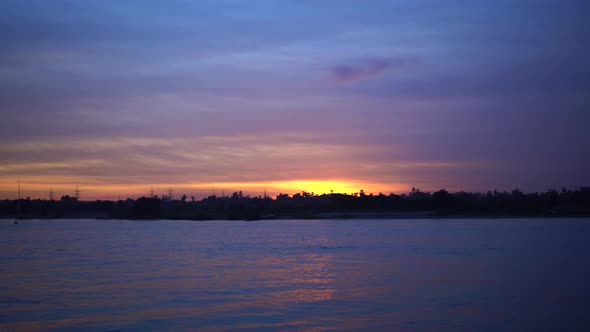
3 187 589 221
4 212 590 221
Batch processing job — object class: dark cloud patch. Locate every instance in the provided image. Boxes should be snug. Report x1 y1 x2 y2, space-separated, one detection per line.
330 57 416 84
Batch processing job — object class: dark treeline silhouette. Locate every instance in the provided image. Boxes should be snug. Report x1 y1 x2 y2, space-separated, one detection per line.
1 187 589 220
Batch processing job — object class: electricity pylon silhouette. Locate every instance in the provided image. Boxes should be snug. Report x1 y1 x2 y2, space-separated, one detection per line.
167 186 174 200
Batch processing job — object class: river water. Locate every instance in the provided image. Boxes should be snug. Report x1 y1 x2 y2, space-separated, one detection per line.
1 218 589 331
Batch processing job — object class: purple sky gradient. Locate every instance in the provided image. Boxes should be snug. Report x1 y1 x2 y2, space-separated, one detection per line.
1 0 589 199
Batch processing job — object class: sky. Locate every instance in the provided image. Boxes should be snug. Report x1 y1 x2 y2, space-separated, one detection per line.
1 0 589 200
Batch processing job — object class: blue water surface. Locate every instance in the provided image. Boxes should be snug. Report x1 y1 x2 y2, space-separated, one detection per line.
1 218 589 331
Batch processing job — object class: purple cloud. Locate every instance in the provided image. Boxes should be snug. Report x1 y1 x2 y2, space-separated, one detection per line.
330 57 415 84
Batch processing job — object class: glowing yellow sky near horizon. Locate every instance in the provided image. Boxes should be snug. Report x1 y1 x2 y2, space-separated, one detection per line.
0 135 418 200
0 177 408 200
187 180 405 196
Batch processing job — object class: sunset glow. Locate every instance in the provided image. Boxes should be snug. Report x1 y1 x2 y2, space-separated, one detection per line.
1 1 588 199
1 178 406 201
